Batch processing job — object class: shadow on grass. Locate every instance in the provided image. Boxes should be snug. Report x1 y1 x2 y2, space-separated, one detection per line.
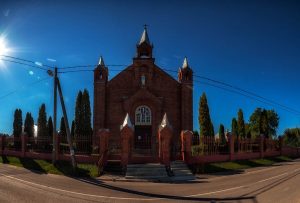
54 160 91 177
1 155 10 164
191 163 245 176
19 158 47 174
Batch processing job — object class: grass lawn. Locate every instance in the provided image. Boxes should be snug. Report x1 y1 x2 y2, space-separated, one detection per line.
192 156 294 174
0 156 99 177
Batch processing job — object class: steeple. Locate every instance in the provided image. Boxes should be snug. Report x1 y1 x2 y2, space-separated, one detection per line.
136 25 153 59
139 25 150 45
94 55 108 82
178 57 193 83
182 57 189 69
98 56 105 66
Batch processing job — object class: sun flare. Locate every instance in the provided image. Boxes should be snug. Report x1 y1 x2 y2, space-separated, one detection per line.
0 37 9 56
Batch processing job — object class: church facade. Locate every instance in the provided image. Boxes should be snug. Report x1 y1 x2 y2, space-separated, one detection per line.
93 28 193 162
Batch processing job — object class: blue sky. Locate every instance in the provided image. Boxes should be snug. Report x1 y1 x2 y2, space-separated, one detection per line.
0 0 299 135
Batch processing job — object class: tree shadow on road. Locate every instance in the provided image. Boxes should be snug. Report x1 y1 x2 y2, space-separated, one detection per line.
19 158 47 174
74 177 258 202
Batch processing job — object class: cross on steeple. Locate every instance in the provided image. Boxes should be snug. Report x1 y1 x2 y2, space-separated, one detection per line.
144 24 148 30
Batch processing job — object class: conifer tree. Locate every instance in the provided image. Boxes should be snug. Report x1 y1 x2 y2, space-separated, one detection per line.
82 89 92 139
75 91 83 139
231 118 238 137
60 117 66 142
199 93 213 137
24 112 34 137
237 109 246 138
47 117 53 138
13 109 23 137
219 124 226 144
37 104 47 138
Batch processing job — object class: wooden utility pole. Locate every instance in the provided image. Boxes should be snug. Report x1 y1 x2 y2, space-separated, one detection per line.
49 67 76 169
52 67 57 164
57 77 77 169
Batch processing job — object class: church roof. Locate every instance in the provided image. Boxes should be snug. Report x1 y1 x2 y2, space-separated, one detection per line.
98 56 105 66
139 27 150 45
182 57 189 69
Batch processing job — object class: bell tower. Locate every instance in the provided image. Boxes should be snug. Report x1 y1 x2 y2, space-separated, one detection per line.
94 56 108 137
178 57 193 131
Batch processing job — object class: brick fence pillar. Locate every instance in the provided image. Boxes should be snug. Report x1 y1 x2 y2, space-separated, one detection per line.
21 133 28 158
181 130 192 164
120 113 134 167
0 136 5 155
158 113 173 167
260 134 265 159
98 129 110 167
229 134 235 161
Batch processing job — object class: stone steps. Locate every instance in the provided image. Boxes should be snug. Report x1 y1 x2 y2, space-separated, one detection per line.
125 161 196 182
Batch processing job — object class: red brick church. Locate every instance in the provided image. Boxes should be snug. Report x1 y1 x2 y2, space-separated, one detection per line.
93 27 193 165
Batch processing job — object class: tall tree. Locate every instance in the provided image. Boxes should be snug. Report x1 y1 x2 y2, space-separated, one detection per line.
82 89 92 139
199 93 213 137
24 112 34 137
13 109 23 137
75 91 83 138
237 109 246 138
231 118 238 137
245 123 251 138
267 110 279 137
249 108 279 138
47 117 53 138
60 117 66 142
249 108 262 137
219 124 226 144
71 120 75 140
37 104 47 137
260 109 269 137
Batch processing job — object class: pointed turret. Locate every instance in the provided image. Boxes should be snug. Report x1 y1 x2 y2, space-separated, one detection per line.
98 56 105 66
136 25 153 59
139 26 150 45
182 57 189 69
160 113 172 129
120 113 134 130
178 57 193 83
94 55 108 82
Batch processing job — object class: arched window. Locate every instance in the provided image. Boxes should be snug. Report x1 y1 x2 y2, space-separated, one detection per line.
135 106 151 126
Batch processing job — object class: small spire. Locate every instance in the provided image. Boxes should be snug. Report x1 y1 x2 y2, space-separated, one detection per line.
139 25 150 45
120 113 134 130
182 57 189 69
98 56 105 66
160 113 171 129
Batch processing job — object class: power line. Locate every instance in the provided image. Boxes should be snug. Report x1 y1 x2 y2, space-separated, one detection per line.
0 55 54 69
0 58 49 71
58 64 126 69
2 55 299 116
56 65 300 116
194 79 300 116
0 77 50 100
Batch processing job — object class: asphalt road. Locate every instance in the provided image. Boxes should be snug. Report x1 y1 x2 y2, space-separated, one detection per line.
1 159 300 203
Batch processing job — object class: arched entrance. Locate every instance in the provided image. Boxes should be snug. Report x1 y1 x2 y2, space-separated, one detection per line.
134 105 152 150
